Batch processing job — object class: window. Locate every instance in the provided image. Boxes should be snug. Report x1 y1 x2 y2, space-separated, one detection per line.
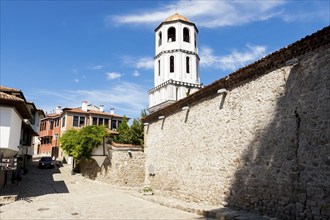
104 119 109 128
170 56 174 73
79 117 85 127
158 60 161 76
194 33 197 48
111 120 117 130
55 119 59 127
62 117 66 127
186 57 190 73
50 121 54 130
183 28 190 43
167 27 176 42
92 117 98 125
73 116 79 127
98 118 104 126
158 31 162 46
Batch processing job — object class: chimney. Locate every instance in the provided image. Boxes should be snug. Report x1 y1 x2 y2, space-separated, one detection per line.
82 101 88 111
55 106 62 114
110 108 115 115
99 105 104 112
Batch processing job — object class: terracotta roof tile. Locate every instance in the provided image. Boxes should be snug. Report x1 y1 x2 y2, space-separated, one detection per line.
64 107 125 118
0 92 24 102
0 86 21 92
0 92 32 119
111 141 142 149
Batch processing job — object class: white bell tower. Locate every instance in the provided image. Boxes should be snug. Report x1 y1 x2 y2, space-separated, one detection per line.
148 13 202 113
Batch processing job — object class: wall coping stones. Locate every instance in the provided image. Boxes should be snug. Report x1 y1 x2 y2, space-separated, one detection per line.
143 26 330 123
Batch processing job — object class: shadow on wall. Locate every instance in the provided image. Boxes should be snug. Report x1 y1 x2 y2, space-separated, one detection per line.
79 157 111 180
218 49 330 219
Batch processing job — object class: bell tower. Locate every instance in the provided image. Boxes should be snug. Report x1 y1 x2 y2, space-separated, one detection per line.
148 13 202 113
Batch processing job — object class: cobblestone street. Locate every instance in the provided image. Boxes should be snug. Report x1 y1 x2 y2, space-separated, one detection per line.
0 160 204 220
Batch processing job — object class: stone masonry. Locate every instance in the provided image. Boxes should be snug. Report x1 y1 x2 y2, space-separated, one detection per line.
78 144 145 187
143 27 330 219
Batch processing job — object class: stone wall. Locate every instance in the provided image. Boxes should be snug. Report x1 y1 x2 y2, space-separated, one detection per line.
144 43 330 219
79 146 146 187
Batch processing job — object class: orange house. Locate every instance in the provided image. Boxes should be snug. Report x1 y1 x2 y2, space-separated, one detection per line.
38 101 126 159
38 112 61 158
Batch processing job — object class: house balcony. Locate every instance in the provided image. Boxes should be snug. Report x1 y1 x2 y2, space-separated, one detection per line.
40 130 53 137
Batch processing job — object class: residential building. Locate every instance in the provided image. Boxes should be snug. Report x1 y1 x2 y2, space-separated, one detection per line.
38 101 125 159
38 112 61 157
0 86 43 188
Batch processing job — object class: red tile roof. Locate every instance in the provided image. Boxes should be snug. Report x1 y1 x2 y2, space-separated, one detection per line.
63 107 125 118
0 91 24 102
0 86 21 92
0 92 32 119
111 141 142 149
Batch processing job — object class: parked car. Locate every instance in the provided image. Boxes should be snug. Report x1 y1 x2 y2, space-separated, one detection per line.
38 156 54 169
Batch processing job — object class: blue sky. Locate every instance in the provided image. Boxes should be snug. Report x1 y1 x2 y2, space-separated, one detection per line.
1 0 329 120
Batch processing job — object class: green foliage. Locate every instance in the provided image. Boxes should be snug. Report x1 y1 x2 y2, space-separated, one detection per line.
59 129 79 157
114 110 147 146
59 125 108 161
130 118 144 145
114 116 131 144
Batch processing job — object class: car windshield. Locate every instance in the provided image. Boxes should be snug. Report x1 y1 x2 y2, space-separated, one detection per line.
41 157 52 161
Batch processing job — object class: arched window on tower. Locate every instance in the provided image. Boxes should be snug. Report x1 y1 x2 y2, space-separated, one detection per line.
168 27 176 42
158 32 162 46
170 56 174 73
183 28 190 43
158 60 161 76
194 33 197 48
186 57 190 73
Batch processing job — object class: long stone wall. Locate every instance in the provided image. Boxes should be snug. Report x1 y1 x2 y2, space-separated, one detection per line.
144 45 330 219
79 147 145 187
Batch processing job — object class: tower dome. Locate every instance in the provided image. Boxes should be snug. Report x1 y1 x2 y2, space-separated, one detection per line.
164 13 190 22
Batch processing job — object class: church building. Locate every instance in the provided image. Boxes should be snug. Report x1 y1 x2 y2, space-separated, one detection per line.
148 13 203 113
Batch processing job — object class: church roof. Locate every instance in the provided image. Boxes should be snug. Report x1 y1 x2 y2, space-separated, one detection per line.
155 13 198 32
164 13 189 22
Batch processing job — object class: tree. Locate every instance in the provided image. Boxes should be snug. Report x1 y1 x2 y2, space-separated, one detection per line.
59 129 79 158
59 125 108 161
113 110 147 146
113 116 131 144
130 118 143 145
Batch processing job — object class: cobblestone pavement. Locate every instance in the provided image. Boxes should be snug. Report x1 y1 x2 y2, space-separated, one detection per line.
0 160 277 220
0 160 205 220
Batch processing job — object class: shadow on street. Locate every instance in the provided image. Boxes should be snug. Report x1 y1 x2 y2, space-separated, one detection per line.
0 159 69 200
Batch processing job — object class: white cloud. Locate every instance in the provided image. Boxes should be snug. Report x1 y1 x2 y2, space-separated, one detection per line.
92 65 104 70
74 78 80 83
122 55 154 70
106 72 122 80
200 44 267 71
136 57 154 70
107 0 287 28
133 70 140 77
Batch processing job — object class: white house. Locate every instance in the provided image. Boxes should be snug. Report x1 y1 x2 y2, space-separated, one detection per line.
0 86 43 188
